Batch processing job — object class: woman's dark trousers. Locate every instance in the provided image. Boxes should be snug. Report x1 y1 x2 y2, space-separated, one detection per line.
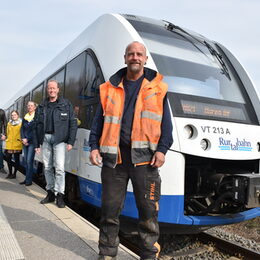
6 153 20 178
23 144 35 184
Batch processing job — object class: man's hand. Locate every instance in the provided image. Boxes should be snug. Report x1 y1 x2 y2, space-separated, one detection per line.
90 149 103 166
150 151 165 168
1 134 6 141
35 148 41 154
67 144 73 151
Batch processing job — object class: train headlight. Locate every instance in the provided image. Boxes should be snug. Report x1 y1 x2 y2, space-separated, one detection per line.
200 139 210 150
184 125 197 139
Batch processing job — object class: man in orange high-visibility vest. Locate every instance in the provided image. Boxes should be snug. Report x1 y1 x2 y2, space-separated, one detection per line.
89 41 173 260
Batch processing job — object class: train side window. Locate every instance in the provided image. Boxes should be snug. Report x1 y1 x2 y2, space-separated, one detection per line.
16 97 23 118
65 52 86 104
23 93 30 116
13 103 17 111
65 52 86 126
83 52 105 129
12 102 20 117
43 81 47 100
32 84 44 104
64 50 104 129
7 105 14 120
83 54 101 98
5 108 10 121
47 68 65 97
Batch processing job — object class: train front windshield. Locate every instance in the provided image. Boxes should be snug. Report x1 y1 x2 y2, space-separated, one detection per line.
127 19 258 125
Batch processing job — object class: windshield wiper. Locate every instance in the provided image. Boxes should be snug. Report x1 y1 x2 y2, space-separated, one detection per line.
164 21 208 59
203 40 231 80
164 21 231 80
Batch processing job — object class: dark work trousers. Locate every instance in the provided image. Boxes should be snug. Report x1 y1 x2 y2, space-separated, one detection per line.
99 145 161 259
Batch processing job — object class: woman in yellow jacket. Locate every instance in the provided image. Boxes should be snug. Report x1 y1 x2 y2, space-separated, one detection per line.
3 110 22 179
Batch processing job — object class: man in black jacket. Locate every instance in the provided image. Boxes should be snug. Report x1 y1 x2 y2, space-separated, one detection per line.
34 80 77 208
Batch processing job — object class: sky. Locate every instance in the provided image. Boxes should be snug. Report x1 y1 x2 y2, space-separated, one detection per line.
0 0 259 108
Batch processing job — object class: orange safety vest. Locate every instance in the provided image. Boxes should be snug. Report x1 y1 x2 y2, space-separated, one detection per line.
99 72 168 168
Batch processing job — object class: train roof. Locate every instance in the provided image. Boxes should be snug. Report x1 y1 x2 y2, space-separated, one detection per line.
4 13 211 109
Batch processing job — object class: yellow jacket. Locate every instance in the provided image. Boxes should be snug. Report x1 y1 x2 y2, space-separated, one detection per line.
5 121 22 151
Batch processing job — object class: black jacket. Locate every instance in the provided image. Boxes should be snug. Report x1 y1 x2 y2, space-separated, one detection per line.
21 118 35 145
33 97 77 147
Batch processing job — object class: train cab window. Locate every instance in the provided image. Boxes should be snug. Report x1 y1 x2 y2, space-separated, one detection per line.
127 19 257 124
32 84 44 104
23 93 30 116
48 69 65 97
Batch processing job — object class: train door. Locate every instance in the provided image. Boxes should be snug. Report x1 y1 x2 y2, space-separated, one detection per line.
64 52 86 174
64 50 104 177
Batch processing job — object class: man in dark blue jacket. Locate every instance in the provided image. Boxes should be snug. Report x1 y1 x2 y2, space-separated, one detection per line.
89 42 173 260
34 80 77 208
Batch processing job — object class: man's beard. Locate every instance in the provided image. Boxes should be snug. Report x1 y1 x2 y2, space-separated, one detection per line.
128 63 142 73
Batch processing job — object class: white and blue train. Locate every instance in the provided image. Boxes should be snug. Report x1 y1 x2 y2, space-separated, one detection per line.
4 14 260 233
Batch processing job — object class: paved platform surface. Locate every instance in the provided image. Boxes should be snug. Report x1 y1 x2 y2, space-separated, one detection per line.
0 164 138 260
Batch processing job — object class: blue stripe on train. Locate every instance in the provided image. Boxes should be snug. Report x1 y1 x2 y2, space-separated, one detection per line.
78 177 260 226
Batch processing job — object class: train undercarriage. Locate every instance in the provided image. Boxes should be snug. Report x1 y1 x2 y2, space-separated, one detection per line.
184 155 260 215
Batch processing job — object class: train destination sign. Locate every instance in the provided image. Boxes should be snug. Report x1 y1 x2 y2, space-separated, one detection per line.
181 100 246 121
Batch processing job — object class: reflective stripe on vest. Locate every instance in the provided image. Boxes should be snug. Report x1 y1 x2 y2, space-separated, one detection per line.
99 145 118 154
132 140 158 151
141 110 162 122
104 115 120 124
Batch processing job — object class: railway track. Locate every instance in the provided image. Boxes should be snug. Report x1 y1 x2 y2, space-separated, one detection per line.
156 231 260 259
197 231 260 260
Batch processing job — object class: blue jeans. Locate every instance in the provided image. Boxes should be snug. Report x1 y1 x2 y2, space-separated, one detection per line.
23 143 35 184
42 134 66 194
0 140 3 169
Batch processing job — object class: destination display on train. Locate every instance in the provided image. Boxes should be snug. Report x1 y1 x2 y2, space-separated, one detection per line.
181 100 246 120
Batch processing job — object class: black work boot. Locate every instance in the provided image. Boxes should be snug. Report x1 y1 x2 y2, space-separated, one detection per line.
40 190 55 204
8 173 16 179
6 172 13 179
8 168 16 179
0 168 7 174
56 193 65 208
